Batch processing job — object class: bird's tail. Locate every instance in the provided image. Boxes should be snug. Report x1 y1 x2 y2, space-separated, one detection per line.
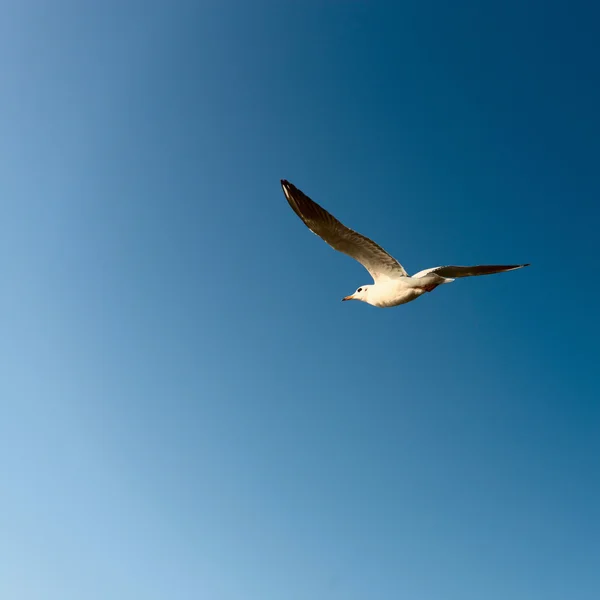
416 273 455 293
429 274 454 285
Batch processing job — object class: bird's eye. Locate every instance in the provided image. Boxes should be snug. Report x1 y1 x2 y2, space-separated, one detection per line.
357 288 362 292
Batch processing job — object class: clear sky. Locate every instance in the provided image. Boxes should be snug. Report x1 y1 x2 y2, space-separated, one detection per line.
1 2 599 599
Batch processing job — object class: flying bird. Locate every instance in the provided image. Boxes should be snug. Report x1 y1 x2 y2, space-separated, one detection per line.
281 179 529 308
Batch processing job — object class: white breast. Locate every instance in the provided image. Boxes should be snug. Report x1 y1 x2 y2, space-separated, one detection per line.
368 280 425 307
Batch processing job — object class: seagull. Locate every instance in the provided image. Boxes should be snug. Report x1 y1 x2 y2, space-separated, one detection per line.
281 179 529 308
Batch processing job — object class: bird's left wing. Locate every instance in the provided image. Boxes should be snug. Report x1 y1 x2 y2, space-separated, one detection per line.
281 180 408 282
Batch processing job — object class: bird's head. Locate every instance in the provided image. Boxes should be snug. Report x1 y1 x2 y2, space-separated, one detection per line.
342 285 371 303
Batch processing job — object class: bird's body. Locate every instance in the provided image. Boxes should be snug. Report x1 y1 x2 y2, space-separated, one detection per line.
281 179 529 308
355 274 453 308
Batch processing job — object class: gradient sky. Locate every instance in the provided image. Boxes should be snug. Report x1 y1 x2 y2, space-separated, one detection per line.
1 2 599 599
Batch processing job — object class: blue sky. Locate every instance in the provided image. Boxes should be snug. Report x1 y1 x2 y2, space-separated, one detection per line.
1 2 599 599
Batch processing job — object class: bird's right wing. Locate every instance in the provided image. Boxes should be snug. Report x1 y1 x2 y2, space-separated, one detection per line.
412 264 530 278
281 180 408 282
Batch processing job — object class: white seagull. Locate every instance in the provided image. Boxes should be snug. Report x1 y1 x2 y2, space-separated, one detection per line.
281 180 529 308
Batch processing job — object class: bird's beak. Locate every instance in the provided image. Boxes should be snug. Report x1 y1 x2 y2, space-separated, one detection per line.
342 295 353 302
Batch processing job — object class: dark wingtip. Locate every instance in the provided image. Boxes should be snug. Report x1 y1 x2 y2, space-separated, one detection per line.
281 180 294 196
281 180 293 200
